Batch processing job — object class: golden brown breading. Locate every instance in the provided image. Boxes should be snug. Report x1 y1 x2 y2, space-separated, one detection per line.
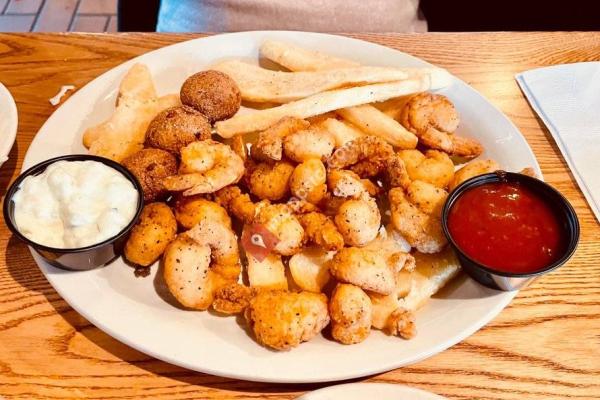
212 283 256 314
214 185 256 224
298 211 344 251
245 290 329 350
290 159 327 204
254 203 304 256
334 197 381 247
248 161 295 201
449 159 500 191
124 202 177 266
173 196 231 229
122 148 178 203
329 247 396 295
283 128 335 162
328 135 394 178
329 283 372 344
145 105 211 154
250 116 310 162
398 149 454 189
180 70 241 123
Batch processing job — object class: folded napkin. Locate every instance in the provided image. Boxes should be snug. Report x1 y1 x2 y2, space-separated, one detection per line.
516 62 600 223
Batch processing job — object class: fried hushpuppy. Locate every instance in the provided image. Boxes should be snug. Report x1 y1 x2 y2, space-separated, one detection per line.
122 148 178 202
145 105 211 154
180 70 241 123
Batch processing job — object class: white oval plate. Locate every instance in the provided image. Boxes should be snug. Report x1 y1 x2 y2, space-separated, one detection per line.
297 383 446 400
0 82 18 167
23 31 539 383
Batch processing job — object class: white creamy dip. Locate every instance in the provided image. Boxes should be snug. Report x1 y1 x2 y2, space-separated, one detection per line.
12 160 139 249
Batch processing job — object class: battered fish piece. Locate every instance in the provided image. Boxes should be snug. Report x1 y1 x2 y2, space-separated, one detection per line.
329 247 396 295
245 290 330 350
180 70 241 123
449 159 500 191
174 196 231 229
329 283 372 345
400 93 482 158
124 203 177 267
398 149 454 189
248 161 295 201
145 105 212 154
122 148 178 202
298 211 344 251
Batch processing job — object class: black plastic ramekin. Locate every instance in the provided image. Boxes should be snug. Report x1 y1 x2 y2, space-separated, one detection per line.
3 154 143 271
442 171 579 291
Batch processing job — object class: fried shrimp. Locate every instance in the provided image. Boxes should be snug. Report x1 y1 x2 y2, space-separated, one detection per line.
283 128 336 162
406 180 448 216
328 136 394 178
389 186 447 253
173 196 231 229
122 148 178 202
398 149 454 188
248 161 295 201
254 203 304 256
449 159 500 191
163 140 244 196
290 159 327 204
163 217 240 311
329 283 372 345
245 290 329 350
298 211 344 251
400 93 483 158
214 186 256 223
251 116 310 162
329 247 396 295
335 196 381 247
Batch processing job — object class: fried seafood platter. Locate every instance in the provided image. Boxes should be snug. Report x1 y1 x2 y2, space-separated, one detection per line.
77 39 526 352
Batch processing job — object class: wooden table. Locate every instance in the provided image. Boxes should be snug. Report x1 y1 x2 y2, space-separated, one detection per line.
0 32 599 400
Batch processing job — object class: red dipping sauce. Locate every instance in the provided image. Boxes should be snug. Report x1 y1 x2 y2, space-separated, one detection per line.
447 182 566 274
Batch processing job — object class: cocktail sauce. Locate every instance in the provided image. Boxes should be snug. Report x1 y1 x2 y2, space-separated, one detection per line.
447 181 566 274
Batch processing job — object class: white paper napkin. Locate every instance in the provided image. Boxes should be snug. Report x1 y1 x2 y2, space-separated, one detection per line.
516 62 600 223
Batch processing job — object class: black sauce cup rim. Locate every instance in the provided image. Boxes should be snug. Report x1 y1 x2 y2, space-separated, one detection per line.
441 171 580 278
3 154 144 254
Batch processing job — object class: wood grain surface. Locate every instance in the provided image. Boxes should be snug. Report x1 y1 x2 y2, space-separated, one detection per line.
0 32 599 400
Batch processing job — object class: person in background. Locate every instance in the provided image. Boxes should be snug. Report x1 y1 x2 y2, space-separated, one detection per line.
156 0 427 32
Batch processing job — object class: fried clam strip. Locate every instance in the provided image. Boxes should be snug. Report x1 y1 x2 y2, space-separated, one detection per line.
213 60 419 103
297 212 344 251
215 79 432 138
259 40 453 149
214 186 256 224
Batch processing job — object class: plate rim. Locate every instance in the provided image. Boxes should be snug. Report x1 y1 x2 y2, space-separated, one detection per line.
0 81 18 167
22 31 533 383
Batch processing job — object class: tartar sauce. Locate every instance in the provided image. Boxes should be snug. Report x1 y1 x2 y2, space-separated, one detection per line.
12 160 139 249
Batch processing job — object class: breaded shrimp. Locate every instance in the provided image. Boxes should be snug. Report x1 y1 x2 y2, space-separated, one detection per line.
329 283 372 345
251 116 310 162
398 149 454 188
163 140 244 196
290 159 327 204
327 169 380 198
214 185 256 224
212 283 256 314
400 93 483 158
248 161 295 201
245 290 330 350
389 187 446 253
385 153 411 190
406 180 448 216
254 203 304 256
329 247 396 295
173 196 231 229
283 128 336 162
328 136 394 176
298 211 344 251
185 216 240 266
385 308 416 339
449 159 500 191
335 196 381 247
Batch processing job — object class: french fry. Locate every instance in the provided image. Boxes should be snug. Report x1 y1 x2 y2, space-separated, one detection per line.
215 79 430 138
260 39 359 71
337 105 417 149
213 60 414 103
316 118 363 147
247 253 288 290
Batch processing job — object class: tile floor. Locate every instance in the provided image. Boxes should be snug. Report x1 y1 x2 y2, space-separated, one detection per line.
0 0 117 32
